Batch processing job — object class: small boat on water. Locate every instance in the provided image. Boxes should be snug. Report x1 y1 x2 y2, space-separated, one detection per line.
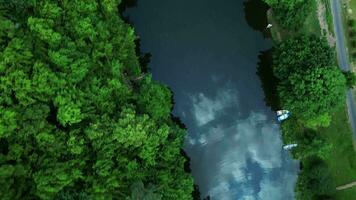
276 110 290 122
283 144 298 150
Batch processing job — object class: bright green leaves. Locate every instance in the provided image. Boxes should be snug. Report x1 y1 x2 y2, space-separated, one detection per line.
102 0 120 14
137 76 172 120
114 108 151 148
0 38 33 69
0 108 17 138
57 103 83 126
27 17 62 46
32 62 61 100
38 1 62 20
69 0 98 14
69 57 91 83
139 124 170 166
67 132 85 155
54 93 84 126
74 17 97 40
11 70 35 106
48 49 72 69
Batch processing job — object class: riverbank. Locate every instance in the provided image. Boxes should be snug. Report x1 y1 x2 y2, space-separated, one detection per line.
267 1 356 199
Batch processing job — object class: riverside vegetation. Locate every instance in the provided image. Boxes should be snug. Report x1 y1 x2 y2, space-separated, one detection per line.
0 1 194 199
263 0 356 199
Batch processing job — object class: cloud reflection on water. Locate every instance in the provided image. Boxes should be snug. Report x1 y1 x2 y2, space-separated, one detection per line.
184 84 298 200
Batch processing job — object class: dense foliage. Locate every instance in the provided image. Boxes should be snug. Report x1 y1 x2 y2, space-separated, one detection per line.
295 156 335 200
263 0 311 30
273 35 347 128
0 1 193 199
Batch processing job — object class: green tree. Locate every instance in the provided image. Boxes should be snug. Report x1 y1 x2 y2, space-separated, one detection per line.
137 75 172 120
279 66 346 127
273 36 346 128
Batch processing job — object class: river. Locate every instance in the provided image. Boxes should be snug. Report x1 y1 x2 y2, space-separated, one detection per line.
125 0 299 199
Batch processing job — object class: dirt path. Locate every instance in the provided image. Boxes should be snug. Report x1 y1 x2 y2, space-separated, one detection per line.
336 181 356 190
317 0 336 46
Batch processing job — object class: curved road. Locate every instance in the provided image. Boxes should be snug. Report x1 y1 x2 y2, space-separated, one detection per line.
330 0 356 139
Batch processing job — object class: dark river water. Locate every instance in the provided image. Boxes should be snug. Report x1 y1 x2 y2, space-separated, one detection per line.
125 0 299 199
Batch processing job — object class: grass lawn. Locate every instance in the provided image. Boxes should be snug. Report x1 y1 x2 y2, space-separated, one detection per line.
322 108 356 198
302 0 322 36
349 0 356 19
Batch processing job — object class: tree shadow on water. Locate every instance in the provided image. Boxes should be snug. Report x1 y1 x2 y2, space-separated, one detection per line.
257 49 281 111
119 0 138 13
243 0 271 38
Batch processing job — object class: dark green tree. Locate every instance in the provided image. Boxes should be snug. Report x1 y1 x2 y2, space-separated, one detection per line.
296 156 335 200
126 181 162 200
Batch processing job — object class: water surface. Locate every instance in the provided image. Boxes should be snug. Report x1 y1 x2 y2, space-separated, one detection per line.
126 0 298 199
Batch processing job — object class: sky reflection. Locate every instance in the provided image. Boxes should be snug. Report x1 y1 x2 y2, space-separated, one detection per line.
184 83 298 200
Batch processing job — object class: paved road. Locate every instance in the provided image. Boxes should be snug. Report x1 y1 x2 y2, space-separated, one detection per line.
330 0 356 139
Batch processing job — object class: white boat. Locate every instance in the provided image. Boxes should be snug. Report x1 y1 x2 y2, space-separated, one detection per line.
283 144 298 150
276 110 290 122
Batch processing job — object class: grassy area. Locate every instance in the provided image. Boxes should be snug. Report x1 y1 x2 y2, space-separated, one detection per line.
302 0 322 36
322 0 335 35
322 108 356 198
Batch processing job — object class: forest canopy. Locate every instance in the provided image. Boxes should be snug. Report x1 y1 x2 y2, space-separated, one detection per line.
0 1 194 199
